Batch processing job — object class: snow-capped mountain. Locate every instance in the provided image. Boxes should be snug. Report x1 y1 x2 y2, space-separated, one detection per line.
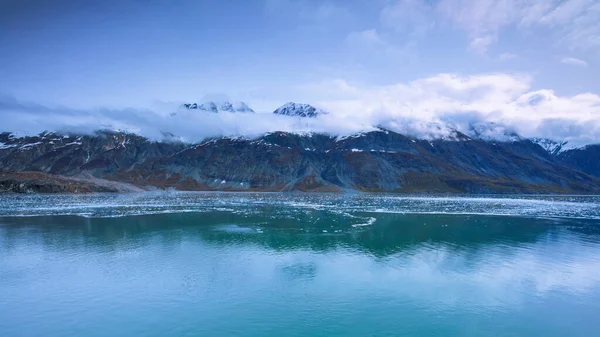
273 102 326 118
3 129 600 194
3 99 600 194
530 138 569 155
182 101 255 113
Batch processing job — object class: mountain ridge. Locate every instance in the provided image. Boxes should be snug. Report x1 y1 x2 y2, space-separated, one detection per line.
1 129 599 194
181 100 255 113
272 102 326 118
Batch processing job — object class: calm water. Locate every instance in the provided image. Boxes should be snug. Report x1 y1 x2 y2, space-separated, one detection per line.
1 193 600 336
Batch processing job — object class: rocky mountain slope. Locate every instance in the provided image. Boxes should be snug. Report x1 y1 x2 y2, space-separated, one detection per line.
2 127 600 194
2 101 599 194
557 145 600 178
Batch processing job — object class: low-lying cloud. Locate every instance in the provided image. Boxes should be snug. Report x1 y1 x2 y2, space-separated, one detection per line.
1 72 600 145
308 73 600 145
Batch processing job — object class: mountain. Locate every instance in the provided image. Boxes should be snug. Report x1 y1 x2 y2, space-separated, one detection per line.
273 102 325 118
530 138 572 156
182 101 255 113
2 129 600 194
558 145 600 178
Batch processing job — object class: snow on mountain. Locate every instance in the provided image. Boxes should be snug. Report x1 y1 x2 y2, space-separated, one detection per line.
170 101 599 149
273 102 326 118
465 122 521 142
182 101 255 113
3 129 600 194
530 138 569 155
529 137 590 155
231 101 254 113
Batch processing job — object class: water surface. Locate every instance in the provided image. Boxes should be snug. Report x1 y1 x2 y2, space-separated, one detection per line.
1 193 600 336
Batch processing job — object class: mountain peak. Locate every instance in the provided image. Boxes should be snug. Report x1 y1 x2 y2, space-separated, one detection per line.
273 102 325 118
530 138 568 155
181 100 254 113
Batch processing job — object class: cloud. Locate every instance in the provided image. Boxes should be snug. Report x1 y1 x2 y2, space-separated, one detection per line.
560 2 600 50
435 0 600 53
468 35 495 54
0 95 371 142
2 71 600 145
561 57 589 67
300 73 600 143
436 0 522 53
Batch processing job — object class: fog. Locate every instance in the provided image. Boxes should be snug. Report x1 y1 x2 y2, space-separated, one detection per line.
2 73 600 146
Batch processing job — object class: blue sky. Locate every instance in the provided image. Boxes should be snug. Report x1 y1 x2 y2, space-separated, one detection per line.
1 0 599 143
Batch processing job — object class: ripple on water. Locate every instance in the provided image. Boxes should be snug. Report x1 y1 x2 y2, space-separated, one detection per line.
1 192 599 221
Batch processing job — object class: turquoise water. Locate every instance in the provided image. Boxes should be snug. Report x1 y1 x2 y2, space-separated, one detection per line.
1 193 600 336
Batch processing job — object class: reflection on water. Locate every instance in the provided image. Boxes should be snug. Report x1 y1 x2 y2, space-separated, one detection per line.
1 195 600 336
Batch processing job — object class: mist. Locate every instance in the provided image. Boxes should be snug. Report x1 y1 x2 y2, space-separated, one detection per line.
1 89 600 147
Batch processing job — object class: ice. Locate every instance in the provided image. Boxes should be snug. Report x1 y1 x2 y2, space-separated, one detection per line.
0 192 599 222
352 217 377 227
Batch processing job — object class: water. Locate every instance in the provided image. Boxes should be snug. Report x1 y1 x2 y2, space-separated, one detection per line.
1 193 600 336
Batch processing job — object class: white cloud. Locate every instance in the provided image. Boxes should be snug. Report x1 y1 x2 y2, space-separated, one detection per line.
561 57 589 67
562 2 600 50
301 73 600 143
434 0 600 52
436 0 523 53
0 96 371 142
2 72 600 145
537 0 594 25
538 1 600 50
468 35 495 54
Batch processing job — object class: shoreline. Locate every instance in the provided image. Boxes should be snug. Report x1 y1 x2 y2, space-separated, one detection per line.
2 171 600 195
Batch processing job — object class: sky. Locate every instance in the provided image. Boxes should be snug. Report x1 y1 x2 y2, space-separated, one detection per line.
1 0 600 143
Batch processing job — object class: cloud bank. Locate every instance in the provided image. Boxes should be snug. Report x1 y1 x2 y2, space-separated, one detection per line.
1 72 600 145
308 73 600 145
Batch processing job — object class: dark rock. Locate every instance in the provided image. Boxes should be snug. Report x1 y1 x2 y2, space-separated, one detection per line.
1 129 600 194
558 145 600 177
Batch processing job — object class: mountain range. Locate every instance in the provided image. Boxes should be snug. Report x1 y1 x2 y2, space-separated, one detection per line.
1 101 599 194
